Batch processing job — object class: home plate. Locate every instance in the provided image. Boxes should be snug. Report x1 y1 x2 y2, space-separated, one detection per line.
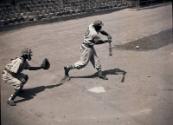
88 86 106 93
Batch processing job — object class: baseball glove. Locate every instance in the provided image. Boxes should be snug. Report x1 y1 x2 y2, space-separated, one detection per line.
41 58 50 70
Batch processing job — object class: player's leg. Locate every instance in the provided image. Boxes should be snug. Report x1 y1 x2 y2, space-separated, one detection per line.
17 73 28 92
91 48 108 80
7 74 28 106
64 45 92 76
6 78 21 106
7 87 20 106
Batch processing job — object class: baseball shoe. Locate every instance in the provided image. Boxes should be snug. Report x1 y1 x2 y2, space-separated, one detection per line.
7 100 16 106
98 71 108 80
64 66 70 77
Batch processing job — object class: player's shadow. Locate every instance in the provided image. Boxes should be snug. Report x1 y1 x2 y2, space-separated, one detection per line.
15 83 63 104
70 68 126 81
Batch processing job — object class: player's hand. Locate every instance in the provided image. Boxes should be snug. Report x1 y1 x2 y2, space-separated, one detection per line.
108 35 112 40
105 39 112 43
107 39 112 43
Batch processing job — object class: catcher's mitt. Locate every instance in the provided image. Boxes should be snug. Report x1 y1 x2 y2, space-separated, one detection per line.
41 58 50 70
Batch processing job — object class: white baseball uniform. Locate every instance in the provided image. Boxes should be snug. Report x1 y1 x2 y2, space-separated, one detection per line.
73 24 102 70
2 57 30 90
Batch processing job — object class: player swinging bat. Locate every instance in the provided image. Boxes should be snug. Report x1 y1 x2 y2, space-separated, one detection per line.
63 20 112 81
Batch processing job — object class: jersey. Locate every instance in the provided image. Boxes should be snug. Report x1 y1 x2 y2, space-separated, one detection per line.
83 24 101 46
5 57 30 74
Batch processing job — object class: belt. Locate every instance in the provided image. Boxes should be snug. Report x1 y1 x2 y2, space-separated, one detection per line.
82 43 93 48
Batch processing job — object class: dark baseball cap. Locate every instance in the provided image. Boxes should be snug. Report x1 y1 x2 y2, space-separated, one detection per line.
93 20 104 26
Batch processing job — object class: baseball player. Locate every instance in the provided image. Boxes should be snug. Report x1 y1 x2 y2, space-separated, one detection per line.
2 48 49 106
64 20 112 80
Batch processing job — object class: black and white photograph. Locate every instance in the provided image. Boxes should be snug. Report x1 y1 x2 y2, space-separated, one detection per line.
0 0 172 125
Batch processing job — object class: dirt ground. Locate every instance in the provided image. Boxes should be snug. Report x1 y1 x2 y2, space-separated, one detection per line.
1 3 173 125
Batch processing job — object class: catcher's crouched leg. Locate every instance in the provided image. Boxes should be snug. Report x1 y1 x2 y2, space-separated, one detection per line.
18 74 28 92
7 89 20 106
7 74 28 106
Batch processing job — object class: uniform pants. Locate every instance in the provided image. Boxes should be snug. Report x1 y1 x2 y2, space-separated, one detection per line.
2 70 27 90
73 44 101 70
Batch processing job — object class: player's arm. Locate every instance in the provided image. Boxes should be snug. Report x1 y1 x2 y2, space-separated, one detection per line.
24 61 42 70
26 58 50 70
27 64 43 70
28 66 42 70
93 36 110 44
100 30 112 40
27 59 50 70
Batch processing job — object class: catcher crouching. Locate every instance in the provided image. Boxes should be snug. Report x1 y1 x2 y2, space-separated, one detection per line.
1 48 50 106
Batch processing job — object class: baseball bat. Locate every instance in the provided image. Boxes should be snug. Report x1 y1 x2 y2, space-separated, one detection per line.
109 42 112 56
121 72 126 83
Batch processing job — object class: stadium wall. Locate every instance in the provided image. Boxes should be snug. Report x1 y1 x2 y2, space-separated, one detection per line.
0 0 171 28
0 0 128 28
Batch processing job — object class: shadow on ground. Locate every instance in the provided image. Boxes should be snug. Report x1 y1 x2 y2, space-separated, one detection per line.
15 83 63 103
71 68 126 82
15 68 126 104
114 29 172 51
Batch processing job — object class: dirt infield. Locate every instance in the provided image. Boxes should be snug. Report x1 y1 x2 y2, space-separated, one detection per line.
1 3 172 125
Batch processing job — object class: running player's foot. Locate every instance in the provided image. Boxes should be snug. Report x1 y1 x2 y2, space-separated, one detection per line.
98 75 108 80
59 75 71 84
64 66 70 77
64 75 71 81
98 71 108 80
7 100 16 106
19 89 25 93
